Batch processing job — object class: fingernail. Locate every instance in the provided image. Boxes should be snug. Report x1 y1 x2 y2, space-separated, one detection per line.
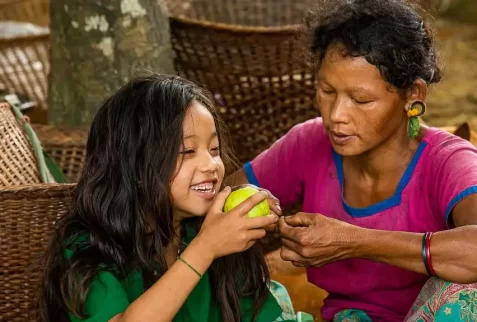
224 186 231 191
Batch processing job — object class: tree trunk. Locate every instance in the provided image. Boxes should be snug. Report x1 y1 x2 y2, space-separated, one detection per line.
48 0 174 126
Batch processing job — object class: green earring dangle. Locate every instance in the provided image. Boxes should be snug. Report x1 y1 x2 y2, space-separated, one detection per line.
407 101 426 138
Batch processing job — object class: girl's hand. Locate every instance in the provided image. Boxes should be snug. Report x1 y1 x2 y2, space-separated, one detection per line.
197 186 279 259
231 184 282 233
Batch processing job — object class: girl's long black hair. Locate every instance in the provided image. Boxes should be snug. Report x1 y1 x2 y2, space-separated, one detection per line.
35 74 270 322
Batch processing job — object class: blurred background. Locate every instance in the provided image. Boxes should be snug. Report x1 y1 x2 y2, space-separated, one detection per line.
0 0 476 321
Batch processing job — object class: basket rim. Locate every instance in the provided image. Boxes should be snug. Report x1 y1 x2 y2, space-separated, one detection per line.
0 182 76 196
0 0 43 7
0 31 49 43
169 15 307 34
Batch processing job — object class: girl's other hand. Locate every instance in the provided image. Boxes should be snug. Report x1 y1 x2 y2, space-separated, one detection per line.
231 184 282 233
196 186 279 259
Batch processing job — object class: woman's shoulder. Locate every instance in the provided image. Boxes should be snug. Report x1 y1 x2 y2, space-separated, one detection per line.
281 117 330 154
288 117 327 138
422 127 477 163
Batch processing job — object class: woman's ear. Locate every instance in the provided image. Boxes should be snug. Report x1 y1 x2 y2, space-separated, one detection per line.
405 79 428 110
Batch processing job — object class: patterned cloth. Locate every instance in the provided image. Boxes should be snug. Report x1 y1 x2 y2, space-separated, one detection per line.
405 278 477 322
269 280 297 321
332 278 477 322
269 280 314 322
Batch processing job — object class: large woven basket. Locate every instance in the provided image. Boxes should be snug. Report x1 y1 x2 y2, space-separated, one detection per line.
165 0 319 162
0 26 50 110
0 0 49 27
32 124 88 183
0 101 41 185
0 183 75 322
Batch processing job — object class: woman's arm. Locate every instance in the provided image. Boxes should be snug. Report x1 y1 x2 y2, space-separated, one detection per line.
354 215 477 284
279 202 477 284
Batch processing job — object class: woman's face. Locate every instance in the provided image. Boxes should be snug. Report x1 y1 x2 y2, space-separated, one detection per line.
317 43 409 156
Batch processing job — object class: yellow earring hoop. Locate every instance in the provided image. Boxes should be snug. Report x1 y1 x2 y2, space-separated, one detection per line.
407 101 426 138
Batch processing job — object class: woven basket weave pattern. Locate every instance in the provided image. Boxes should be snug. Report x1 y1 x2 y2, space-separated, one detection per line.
0 102 40 185
165 0 319 162
0 34 50 110
0 183 75 321
32 124 88 183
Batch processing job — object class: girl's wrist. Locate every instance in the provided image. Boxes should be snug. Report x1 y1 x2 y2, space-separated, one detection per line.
186 235 216 265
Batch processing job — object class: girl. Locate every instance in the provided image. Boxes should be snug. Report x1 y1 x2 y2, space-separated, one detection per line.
36 74 288 322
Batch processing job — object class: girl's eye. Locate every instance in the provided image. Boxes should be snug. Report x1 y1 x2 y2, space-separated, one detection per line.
211 147 221 155
179 149 195 155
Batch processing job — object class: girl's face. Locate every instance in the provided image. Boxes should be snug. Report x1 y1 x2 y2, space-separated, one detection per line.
171 101 225 219
317 43 409 156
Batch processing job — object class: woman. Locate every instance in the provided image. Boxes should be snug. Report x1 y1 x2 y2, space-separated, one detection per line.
226 0 477 321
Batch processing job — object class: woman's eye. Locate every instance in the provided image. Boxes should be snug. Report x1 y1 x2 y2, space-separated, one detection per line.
321 89 334 95
211 147 221 155
353 98 373 105
179 149 195 155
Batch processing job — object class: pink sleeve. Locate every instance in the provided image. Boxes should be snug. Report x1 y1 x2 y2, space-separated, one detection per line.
244 119 323 207
429 135 477 226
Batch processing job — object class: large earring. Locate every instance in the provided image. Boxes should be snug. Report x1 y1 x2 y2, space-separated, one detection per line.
407 101 426 138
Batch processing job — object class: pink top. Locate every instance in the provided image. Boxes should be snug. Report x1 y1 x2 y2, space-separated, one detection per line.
245 118 477 321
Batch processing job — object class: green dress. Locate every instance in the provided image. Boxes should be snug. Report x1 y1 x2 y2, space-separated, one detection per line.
66 226 285 322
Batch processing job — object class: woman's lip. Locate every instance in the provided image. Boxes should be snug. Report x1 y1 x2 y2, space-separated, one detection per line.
330 132 355 145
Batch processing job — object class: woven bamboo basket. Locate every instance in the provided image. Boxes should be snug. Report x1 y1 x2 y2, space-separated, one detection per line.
0 27 50 110
0 101 41 185
165 0 319 162
0 0 49 27
0 183 75 321
32 124 88 183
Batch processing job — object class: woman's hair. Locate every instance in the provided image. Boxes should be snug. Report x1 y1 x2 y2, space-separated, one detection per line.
35 74 270 322
307 0 442 90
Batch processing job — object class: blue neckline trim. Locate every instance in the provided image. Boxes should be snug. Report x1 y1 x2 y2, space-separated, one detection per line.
444 186 477 227
333 141 428 218
244 162 260 187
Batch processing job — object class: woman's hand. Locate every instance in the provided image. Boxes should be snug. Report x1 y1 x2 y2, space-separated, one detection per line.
196 186 279 259
231 184 282 232
278 212 357 267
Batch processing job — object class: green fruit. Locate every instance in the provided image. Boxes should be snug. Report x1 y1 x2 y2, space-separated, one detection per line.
223 186 270 218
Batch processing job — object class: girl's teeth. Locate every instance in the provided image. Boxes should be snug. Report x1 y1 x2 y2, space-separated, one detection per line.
191 182 214 191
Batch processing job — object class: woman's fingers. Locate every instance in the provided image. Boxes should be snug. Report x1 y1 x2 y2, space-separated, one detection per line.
280 245 305 262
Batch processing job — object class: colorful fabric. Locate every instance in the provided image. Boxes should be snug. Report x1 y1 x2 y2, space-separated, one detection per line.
245 117 477 321
269 280 313 322
333 309 372 322
405 277 477 322
332 279 477 322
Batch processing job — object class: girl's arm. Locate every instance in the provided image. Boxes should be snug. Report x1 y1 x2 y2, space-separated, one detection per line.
110 238 213 322
110 188 278 322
